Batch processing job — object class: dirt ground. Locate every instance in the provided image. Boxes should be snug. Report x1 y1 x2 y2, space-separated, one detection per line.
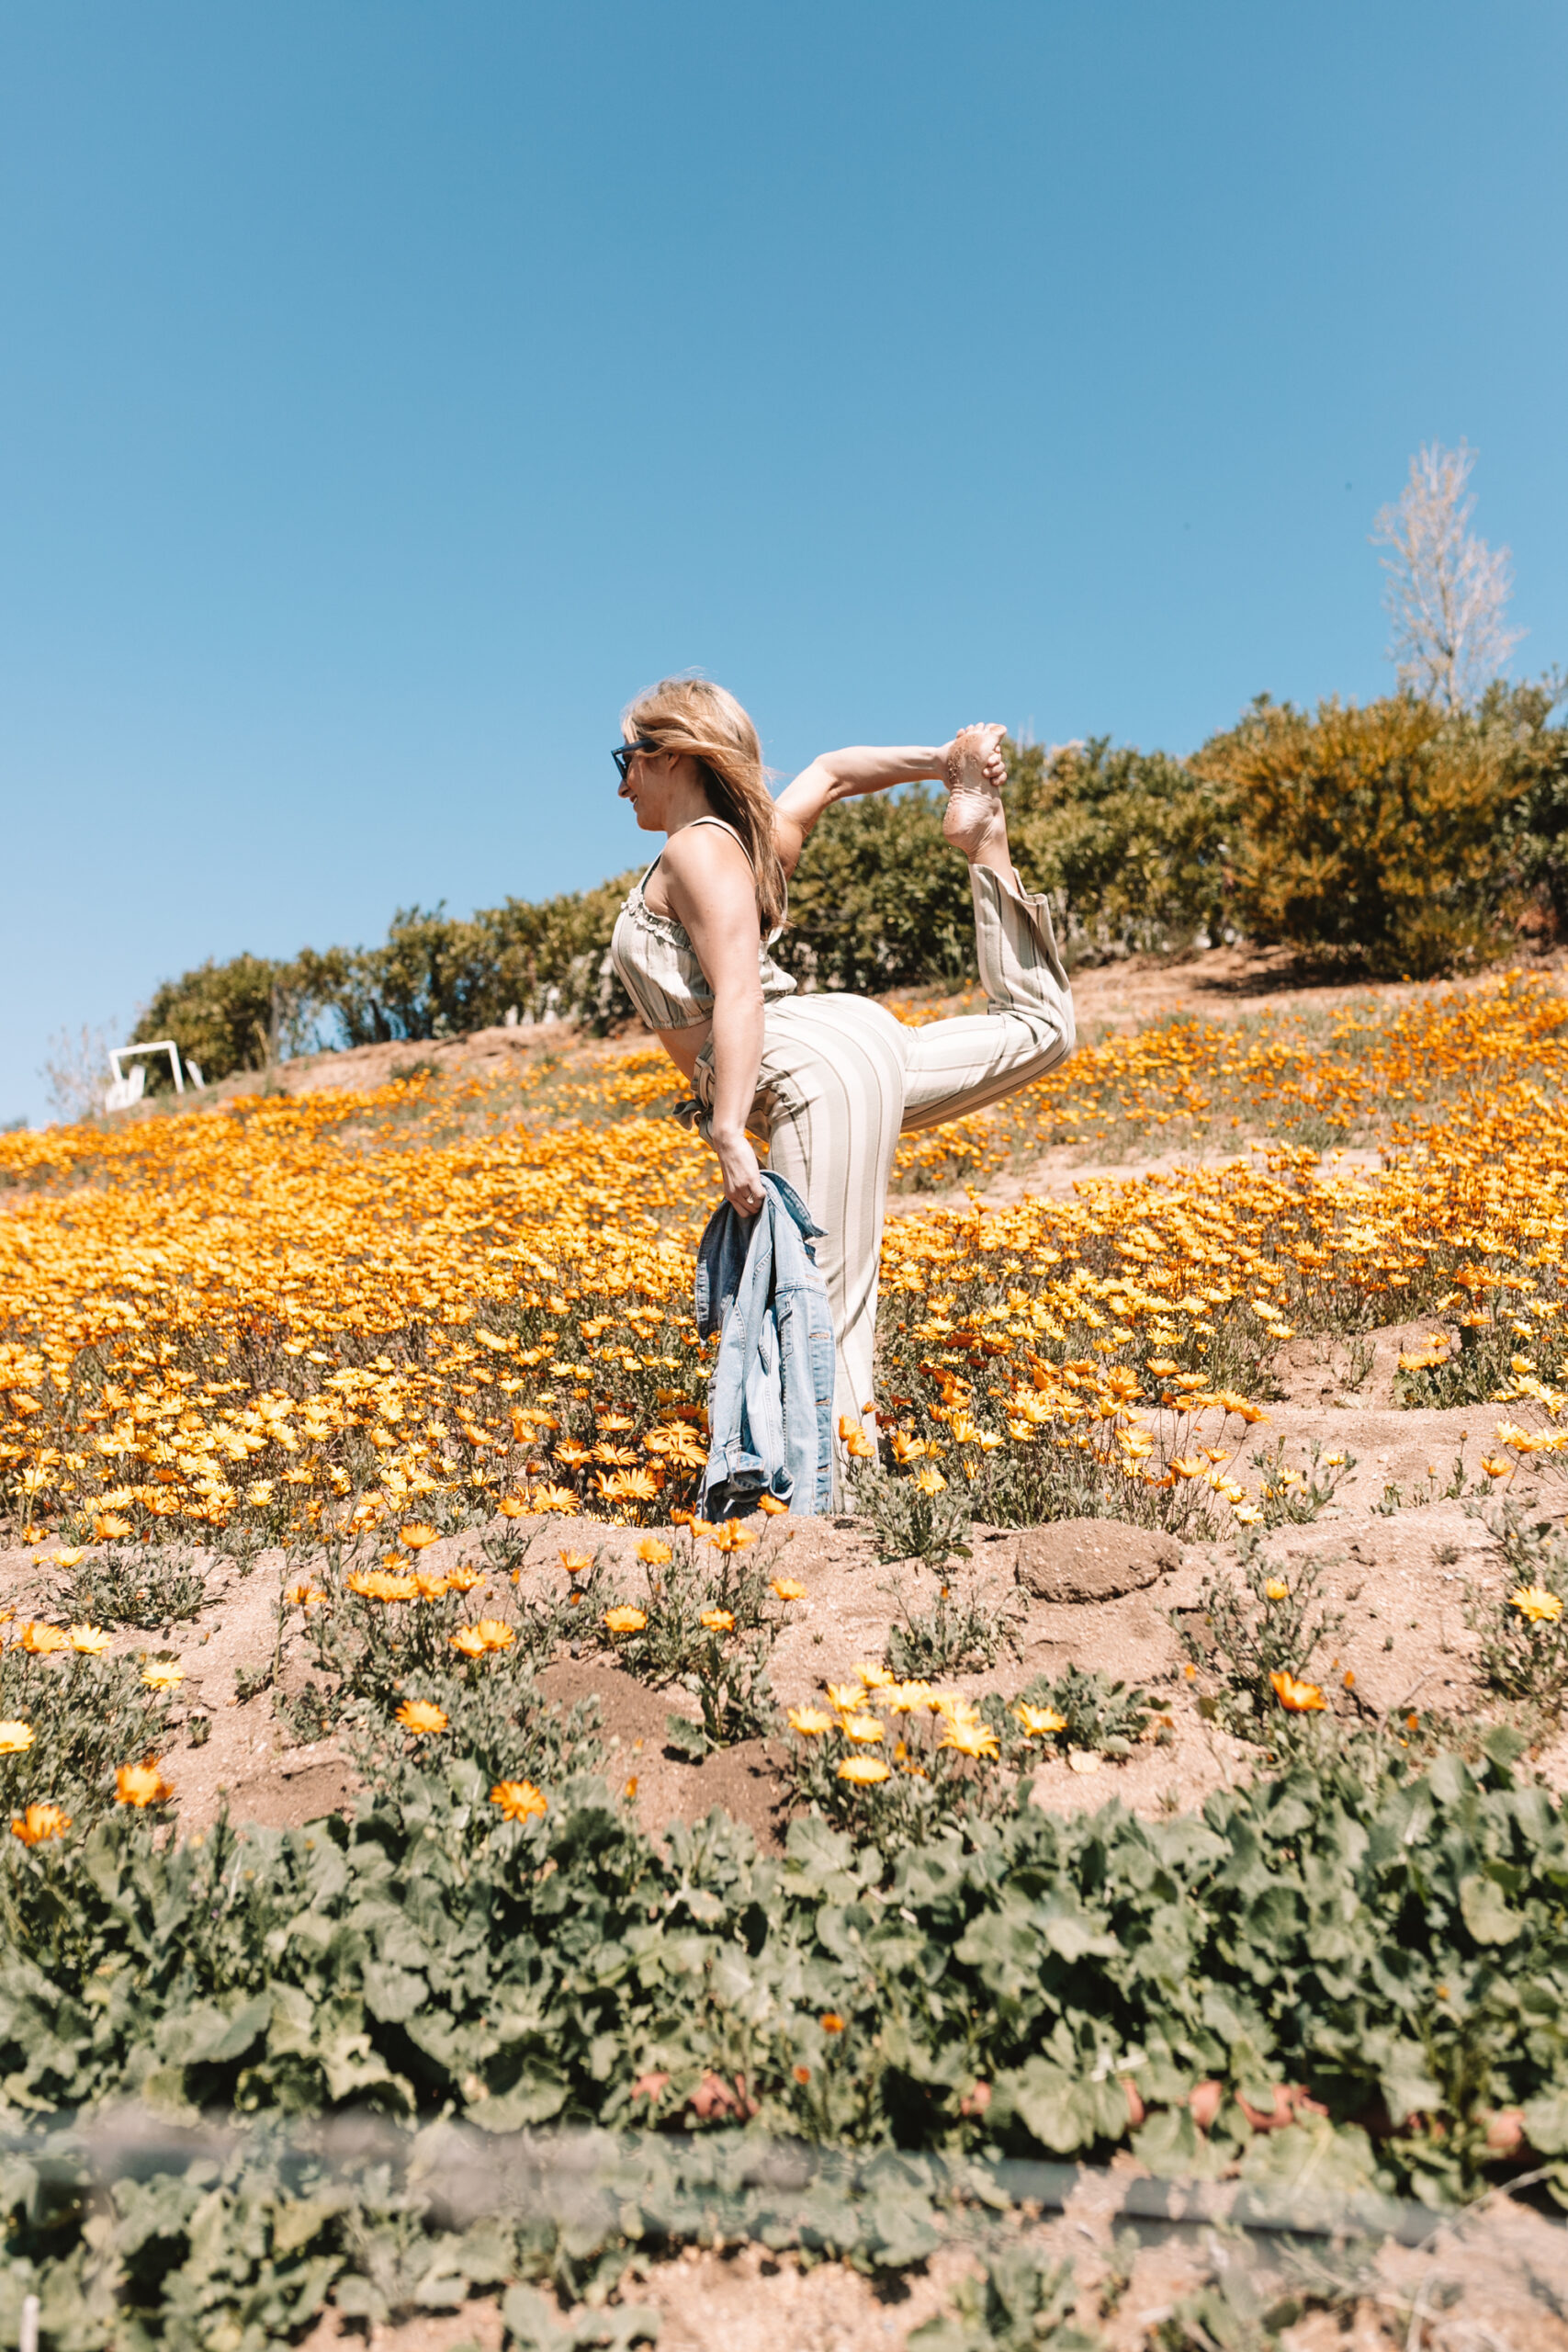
286 2165 1568 2352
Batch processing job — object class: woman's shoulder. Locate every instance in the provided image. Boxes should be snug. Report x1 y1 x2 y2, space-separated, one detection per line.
659 820 754 880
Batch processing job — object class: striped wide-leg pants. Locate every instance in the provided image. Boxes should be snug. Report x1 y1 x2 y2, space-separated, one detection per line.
694 865 1074 1500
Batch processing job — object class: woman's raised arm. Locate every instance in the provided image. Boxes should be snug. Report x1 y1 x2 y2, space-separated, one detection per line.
772 734 1007 874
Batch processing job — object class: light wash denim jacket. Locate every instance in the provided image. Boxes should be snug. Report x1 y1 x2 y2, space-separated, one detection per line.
694 1171 835 1519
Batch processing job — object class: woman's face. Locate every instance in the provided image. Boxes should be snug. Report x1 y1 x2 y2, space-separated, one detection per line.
617 744 683 831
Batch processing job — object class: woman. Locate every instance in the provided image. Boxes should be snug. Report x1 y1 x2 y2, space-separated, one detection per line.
609 677 1074 1490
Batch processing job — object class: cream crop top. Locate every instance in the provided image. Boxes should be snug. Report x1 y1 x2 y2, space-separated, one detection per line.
608 816 797 1031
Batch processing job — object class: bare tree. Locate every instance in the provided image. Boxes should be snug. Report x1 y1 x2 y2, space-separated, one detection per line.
39 1021 118 1125
1371 440 1524 711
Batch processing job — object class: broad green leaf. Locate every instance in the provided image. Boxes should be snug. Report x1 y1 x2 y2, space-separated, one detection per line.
1459 1871 1523 1945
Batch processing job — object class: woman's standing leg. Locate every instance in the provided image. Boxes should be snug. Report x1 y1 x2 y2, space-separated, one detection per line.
747 996 908 1498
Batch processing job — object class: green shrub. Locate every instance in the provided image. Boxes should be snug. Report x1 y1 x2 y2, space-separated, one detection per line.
132 952 299 1086
1005 736 1234 962
1194 694 1529 977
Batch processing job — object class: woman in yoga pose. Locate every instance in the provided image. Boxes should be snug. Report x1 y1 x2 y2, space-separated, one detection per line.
608 677 1075 1488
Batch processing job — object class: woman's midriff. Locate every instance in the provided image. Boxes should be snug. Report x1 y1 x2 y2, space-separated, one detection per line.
653 1021 712 1082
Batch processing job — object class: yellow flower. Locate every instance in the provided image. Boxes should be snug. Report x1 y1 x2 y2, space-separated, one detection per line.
637 1537 673 1565
911 1466 946 1496
1264 1579 1290 1602
115 1758 173 1806
399 1521 441 1549
597 1468 660 1504
1269 1670 1325 1713
51 1549 85 1568
490 1779 547 1822
529 1483 581 1515
604 1606 648 1635
854 1662 895 1690
939 1719 1000 1760
836 1756 891 1785
1509 1584 1563 1624
0 1723 36 1754
1012 1702 1068 1739
840 1713 886 1744
772 1577 807 1601
141 1661 185 1690
445 1565 483 1592
699 1609 735 1633
882 1679 935 1714
394 1699 448 1735
787 1706 836 1737
825 1682 865 1713
12 1803 70 1845
93 1513 134 1541
1233 1505 1265 1527
68 1623 111 1654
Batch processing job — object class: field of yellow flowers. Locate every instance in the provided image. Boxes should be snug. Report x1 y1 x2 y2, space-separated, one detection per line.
4 968 1568 1550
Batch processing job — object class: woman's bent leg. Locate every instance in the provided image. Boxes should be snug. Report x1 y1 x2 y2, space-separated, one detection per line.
752 997 908 1499
899 865 1075 1133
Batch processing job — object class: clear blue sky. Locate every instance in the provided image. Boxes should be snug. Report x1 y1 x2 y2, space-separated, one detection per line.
4 1 1564 1124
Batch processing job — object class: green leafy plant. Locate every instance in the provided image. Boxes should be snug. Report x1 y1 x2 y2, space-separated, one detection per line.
52 1545 209 1628
1465 1503 1568 1708
1179 1544 1348 1732
855 1459 974 1571
1248 1438 1356 1528
884 1568 1023 1679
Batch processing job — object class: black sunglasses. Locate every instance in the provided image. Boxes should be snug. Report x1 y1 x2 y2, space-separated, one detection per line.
612 738 657 782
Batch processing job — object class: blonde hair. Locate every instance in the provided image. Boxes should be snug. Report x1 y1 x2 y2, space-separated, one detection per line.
623 676 787 932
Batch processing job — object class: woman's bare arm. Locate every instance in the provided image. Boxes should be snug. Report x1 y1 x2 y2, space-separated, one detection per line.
773 744 953 876
660 825 767 1215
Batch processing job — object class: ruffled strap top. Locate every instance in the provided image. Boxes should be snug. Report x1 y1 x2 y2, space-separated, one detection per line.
609 816 797 1031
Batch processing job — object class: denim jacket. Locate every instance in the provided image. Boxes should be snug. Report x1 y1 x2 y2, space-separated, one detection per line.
694 1171 835 1519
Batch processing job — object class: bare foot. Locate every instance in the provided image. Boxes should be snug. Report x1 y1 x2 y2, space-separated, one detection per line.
942 722 1009 861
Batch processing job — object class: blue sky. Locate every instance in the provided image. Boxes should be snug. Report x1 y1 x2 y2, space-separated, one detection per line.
4 1 1564 1124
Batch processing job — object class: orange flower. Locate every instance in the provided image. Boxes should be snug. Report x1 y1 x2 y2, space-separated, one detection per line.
604 1605 648 1634
93 1514 133 1541
772 1578 807 1601
1269 1670 1325 1713
497 1495 532 1518
490 1779 547 1822
12 1803 70 1845
399 1522 441 1549
707 1519 757 1554
115 1758 173 1807
637 1537 673 1565
756 1493 789 1515
820 2012 846 2033
837 1756 891 1785
559 1549 592 1577
445 1565 483 1592
17 1623 69 1656
699 1609 735 1633
394 1699 448 1735
451 1617 515 1657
